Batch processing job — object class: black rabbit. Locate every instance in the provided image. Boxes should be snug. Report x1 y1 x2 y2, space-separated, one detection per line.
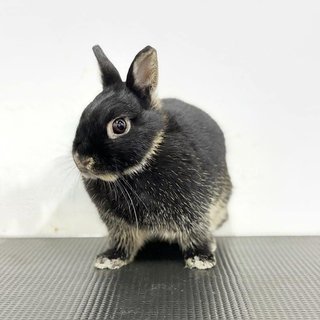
72 45 232 269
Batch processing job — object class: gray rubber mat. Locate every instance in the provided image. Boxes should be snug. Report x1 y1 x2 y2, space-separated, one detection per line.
0 237 319 319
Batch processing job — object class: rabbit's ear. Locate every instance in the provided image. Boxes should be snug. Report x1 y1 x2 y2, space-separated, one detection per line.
126 46 159 105
92 45 122 88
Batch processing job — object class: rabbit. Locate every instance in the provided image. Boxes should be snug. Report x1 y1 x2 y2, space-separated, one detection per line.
72 45 232 270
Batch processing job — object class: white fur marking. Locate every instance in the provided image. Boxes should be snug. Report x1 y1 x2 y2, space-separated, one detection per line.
185 256 216 270
211 239 217 253
94 257 128 270
123 130 164 176
97 172 119 182
208 193 228 231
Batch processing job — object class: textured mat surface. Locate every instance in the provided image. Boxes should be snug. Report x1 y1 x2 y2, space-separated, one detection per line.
0 237 319 320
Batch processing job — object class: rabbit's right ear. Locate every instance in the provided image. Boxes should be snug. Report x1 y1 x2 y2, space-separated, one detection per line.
126 46 159 108
92 45 122 88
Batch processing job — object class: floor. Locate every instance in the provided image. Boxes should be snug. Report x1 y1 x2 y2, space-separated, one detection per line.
0 237 319 319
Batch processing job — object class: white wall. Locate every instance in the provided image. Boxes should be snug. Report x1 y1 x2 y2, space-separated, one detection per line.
0 0 319 237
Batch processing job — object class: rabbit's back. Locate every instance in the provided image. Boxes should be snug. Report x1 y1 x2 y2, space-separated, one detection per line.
161 98 227 170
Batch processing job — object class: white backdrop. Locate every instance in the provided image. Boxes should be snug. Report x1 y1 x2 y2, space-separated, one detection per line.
0 0 319 236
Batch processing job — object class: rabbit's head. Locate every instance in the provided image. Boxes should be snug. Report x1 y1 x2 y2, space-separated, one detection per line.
72 45 165 181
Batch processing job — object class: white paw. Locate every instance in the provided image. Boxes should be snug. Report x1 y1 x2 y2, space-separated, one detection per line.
185 255 216 270
94 256 128 270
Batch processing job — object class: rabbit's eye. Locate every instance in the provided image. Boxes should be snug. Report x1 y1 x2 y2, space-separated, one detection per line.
113 118 127 134
107 117 131 139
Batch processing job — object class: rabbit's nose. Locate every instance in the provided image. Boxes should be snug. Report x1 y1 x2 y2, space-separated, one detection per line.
73 153 94 170
81 158 91 167
80 156 95 169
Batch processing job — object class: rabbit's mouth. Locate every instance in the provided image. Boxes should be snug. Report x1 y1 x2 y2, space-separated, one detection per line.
82 170 119 182
81 171 98 180
79 169 119 182
73 152 119 182
78 166 119 183
75 165 98 180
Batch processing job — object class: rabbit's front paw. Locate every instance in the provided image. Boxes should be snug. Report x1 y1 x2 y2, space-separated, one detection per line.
94 255 128 269
185 254 216 269
94 248 130 270
183 242 217 270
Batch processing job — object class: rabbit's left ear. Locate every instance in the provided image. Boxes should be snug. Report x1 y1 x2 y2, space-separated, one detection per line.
92 45 122 88
126 46 159 107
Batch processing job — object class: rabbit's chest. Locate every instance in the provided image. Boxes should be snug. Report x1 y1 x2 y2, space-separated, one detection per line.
103 176 211 228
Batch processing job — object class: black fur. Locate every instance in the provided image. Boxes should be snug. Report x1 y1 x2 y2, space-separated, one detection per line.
72 45 232 269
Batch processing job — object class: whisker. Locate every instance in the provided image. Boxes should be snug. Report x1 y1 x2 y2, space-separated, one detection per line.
119 176 149 214
115 179 130 219
118 179 139 232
